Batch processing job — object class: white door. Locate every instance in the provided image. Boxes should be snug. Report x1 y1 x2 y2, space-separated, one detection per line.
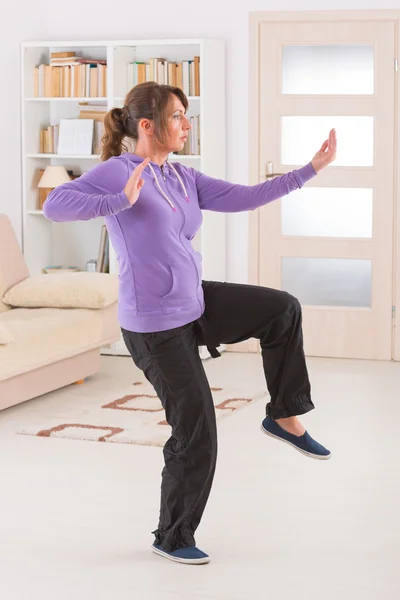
253 18 396 360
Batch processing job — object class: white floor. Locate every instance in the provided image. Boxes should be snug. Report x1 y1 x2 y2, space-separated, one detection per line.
0 352 399 600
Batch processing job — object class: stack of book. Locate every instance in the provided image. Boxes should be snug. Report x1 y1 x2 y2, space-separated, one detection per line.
34 52 107 98
78 103 106 154
39 102 106 154
40 125 59 154
128 57 200 96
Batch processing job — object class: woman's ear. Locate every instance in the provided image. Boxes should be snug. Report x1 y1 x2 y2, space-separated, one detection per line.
139 118 154 137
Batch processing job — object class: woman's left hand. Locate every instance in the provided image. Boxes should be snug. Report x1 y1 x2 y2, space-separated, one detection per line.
311 129 337 173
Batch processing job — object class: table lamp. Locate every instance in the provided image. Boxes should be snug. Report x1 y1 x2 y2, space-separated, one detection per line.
38 165 71 210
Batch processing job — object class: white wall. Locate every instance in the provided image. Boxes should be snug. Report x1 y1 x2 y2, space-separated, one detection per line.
3 0 400 282
0 8 46 246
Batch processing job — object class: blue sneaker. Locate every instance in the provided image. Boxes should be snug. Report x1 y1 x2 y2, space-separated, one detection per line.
261 417 331 460
151 544 210 565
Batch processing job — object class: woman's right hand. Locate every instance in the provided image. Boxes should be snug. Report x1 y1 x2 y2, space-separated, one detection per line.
311 129 337 173
124 157 150 206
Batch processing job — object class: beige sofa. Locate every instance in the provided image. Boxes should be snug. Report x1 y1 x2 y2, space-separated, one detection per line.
0 214 120 411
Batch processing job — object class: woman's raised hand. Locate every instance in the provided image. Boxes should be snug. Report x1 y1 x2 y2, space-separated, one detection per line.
311 129 337 173
124 157 151 206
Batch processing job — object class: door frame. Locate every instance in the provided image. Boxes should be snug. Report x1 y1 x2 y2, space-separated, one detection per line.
248 9 400 359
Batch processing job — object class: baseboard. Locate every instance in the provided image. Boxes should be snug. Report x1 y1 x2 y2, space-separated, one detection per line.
104 337 260 357
226 340 260 353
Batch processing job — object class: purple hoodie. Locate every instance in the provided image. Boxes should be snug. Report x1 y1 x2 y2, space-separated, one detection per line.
43 154 317 333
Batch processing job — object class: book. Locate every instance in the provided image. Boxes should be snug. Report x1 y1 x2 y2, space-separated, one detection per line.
44 65 52 97
98 63 106 96
102 235 110 273
194 56 200 95
97 225 108 273
79 64 86 96
76 58 107 65
190 61 195 96
42 266 79 274
138 63 146 84
57 118 94 155
176 63 183 91
52 67 61 97
149 58 155 81
49 61 81 67
157 59 165 84
94 121 105 154
79 102 107 112
182 61 190 96
50 51 76 58
168 62 177 86
90 67 98 97
79 110 106 121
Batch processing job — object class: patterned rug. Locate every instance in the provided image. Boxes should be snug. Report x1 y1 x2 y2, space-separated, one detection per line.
17 371 267 447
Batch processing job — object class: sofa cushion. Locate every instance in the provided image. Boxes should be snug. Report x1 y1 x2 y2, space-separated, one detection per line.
2 272 118 310
0 214 30 312
0 321 13 345
0 306 117 381
0 301 10 313
0 272 11 313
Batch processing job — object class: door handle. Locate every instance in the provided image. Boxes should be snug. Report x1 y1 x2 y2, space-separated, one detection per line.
265 161 285 179
265 172 285 179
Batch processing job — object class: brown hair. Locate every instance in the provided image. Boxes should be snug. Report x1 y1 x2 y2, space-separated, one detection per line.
100 81 189 162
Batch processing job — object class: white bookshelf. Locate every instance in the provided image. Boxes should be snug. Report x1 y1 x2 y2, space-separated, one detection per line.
21 39 226 357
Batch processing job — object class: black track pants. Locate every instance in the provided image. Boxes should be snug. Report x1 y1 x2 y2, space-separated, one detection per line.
121 281 314 552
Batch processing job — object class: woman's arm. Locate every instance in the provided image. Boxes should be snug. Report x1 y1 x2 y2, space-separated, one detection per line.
195 163 316 213
195 129 337 213
43 157 131 222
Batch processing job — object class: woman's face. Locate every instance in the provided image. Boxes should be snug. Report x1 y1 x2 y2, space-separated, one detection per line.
164 95 191 153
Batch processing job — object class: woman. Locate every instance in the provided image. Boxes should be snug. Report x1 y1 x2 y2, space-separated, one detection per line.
44 81 337 566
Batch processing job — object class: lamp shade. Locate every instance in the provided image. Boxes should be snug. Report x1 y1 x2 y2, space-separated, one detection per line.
38 165 71 188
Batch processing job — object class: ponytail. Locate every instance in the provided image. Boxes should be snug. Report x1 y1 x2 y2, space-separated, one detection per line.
101 107 130 161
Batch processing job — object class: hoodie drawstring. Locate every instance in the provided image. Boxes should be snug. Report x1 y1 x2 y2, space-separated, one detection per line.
169 163 190 204
147 162 190 212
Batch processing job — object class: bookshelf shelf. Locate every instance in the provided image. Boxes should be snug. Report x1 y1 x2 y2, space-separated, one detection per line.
27 153 200 160
21 38 226 356
114 96 201 102
27 154 101 159
25 97 107 102
28 96 200 103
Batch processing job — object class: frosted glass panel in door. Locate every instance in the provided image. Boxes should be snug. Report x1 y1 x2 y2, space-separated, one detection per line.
281 188 373 238
281 116 374 166
282 45 374 95
281 258 372 307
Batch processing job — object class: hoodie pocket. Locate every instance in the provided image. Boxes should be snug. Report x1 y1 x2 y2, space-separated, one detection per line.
159 263 199 313
160 265 177 300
